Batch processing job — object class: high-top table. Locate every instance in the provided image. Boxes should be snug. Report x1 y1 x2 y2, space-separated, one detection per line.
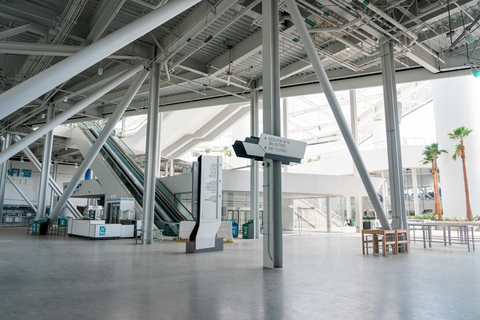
408 221 476 252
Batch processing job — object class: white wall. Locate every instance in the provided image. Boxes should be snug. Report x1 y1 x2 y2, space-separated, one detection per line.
432 75 480 218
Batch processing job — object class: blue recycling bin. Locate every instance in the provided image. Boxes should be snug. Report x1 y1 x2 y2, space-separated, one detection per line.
228 220 239 238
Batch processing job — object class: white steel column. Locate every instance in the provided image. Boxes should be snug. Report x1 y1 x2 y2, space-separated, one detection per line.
262 0 283 268
49 68 149 222
412 168 420 216
169 159 174 176
350 89 362 233
143 62 160 244
346 197 352 220
0 133 11 228
250 86 260 239
381 40 407 229
282 97 289 173
36 105 54 219
0 65 143 165
285 0 390 230
0 0 201 121
49 161 58 209
326 197 332 233
156 113 163 177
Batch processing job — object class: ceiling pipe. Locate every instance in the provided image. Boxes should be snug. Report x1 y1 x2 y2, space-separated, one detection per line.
130 0 168 10
307 17 361 32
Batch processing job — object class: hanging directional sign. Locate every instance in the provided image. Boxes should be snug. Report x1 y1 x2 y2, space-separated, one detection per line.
233 133 307 165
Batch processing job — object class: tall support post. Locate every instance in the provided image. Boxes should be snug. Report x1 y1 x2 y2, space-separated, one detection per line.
49 161 58 210
412 168 420 216
326 197 332 233
282 97 289 173
7 176 37 214
381 171 388 214
350 89 362 233
156 113 163 177
0 0 201 121
49 68 149 222
169 159 174 176
0 133 11 228
250 85 260 239
143 62 160 244
346 197 352 220
284 0 390 230
262 0 283 268
13 136 82 218
380 40 407 229
0 65 143 165
36 105 54 219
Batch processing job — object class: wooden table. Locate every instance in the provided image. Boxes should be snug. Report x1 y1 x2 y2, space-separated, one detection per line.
362 229 397 256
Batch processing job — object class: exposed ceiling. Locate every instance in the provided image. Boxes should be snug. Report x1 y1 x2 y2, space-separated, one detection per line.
0 0 478 164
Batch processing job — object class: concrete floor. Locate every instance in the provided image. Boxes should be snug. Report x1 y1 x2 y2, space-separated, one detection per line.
0 227 479 320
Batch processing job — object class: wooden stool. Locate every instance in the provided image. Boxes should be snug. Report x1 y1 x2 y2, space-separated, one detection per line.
396 229 409 254
382 230 397 256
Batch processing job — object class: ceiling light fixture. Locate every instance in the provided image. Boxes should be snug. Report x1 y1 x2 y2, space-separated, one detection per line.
98 67 103 75
64 96 68 102
20 157 24 163
74 163 78 169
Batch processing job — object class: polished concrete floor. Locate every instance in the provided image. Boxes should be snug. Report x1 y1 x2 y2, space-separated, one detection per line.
0 227 479 320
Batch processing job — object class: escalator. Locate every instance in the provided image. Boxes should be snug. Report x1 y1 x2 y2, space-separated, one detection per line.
80 122 194 236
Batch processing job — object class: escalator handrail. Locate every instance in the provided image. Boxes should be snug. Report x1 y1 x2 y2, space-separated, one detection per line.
87 122 193 221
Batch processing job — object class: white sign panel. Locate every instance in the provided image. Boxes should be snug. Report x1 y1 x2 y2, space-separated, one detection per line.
196 156 222 250
258 133 307 159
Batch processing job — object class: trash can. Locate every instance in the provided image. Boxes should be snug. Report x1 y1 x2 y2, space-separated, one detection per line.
349 218 355 226
32 218 49 235
229 220 238 238
363 220 373 230
242 220 254 239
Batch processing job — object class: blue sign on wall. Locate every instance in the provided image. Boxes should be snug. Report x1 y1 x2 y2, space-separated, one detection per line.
99 226 106 236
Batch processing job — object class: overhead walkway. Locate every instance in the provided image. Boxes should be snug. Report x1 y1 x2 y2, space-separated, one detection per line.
70 122 194 235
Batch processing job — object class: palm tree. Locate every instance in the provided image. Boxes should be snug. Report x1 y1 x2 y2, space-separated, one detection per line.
448 126 473 220
421 143 447 218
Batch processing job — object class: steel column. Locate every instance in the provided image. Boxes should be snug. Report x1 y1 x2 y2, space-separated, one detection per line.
412 168 420 216
326 197 332 233
0 133 11 228
49 161 58 209
250 86 260 239
49 68 149 221
143 62 160 244
36 105 54 219
350 89 363 233
169 159 174 176
262 0 283 268
381 40 407 229
13 136 82 219
156 113 163 177
282 97 289 173
7 176 37 214
284 0 390 230
0 65 143 165
0 0 201 121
